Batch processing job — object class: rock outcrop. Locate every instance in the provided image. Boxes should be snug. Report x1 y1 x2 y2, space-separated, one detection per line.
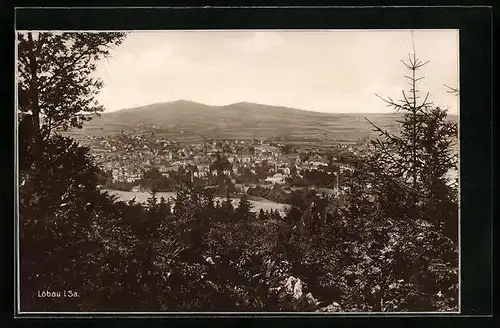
316 302 342 312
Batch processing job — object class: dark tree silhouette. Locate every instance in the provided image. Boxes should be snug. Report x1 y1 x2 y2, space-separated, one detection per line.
258 209 267 221
367 52 458 239
221 193 235 221
19 135 108 311
236 193 254 221
17 32 126 155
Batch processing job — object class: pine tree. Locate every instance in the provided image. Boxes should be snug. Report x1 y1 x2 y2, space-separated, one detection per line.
367 51 458 239
258 208 267 221
157 196 171 217
236 193 254 221
147 189 158 208
221 193 234 221
173 187 190 220
285 192 306 226
203 188 216 212
271 209 282 220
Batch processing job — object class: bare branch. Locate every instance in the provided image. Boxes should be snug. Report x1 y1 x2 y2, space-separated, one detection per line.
375 94 411 112
444 84 460 95
417 92 431 110
365 118 403 144
418 60 430 68
401 90 412 106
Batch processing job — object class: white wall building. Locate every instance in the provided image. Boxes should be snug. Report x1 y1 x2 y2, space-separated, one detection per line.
266 173 286 185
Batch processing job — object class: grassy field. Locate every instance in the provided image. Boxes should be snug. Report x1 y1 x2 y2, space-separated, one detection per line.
106 189 288 214
63 101 459 147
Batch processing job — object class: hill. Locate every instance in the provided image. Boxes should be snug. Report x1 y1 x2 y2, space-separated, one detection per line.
65 100 459 146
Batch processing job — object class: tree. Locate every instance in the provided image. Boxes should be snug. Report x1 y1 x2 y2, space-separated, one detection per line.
258 209 267 221
173 187 190 219
236 194 254 221
17 32 126 154
221 194 234 221
96 168 114 188
142 166 162 180
293 65 458 308
299 152 310 163
367 51 458 239
281 144 295 154
210 156 232 173
19 135 108 311
326 153 334 164
285 192 306 227
356 135 370 146
203 187 216 211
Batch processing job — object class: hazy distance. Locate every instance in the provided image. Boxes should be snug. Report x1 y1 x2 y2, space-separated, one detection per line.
94 30 459 115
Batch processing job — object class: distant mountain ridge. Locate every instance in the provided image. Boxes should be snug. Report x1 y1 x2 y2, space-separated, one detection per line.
109 100 341 117
69 100 458 144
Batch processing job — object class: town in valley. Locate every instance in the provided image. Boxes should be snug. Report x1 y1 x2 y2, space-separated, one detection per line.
81 123 364 210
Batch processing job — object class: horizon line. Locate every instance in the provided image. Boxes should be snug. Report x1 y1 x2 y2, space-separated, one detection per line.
102 99 458 115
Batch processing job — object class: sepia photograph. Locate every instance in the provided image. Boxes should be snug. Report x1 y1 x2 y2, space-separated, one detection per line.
17 29 460 313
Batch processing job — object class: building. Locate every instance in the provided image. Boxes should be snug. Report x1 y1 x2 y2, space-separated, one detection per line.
126 176 141 183
339 164 355 173
241 155 252 163
310 161 328 168
194 171 208 178
266 173 286 185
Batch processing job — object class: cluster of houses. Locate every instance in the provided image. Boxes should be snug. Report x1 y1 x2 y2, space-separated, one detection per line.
86 132 357 188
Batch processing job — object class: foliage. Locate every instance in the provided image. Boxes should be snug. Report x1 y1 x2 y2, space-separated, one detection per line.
17 32 127 139
19 135 113 311
280 144 296 154
235 194 254 221
367 52 458 241
286 169 337 188
18 42 458 312
209 155 232 173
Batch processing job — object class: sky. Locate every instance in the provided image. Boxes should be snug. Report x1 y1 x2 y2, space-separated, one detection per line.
93 30 459 115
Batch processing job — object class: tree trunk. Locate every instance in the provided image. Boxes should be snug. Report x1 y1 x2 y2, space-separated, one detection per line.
27 32 43 159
